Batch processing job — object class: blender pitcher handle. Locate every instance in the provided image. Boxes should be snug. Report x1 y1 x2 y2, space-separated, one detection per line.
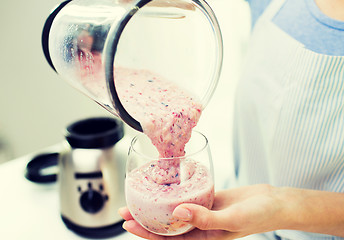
41 0 72 72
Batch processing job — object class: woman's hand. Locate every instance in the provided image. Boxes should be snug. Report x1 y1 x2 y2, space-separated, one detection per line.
119 184 288 240
119 184 344 239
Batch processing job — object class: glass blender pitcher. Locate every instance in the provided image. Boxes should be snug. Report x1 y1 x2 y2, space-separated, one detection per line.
42 0 223 132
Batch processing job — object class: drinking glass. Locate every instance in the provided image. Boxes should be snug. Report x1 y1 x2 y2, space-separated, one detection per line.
125 131 214 236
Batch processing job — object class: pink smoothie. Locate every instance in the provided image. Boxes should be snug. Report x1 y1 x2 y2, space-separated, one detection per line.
115 67 202 159
125 159 214 235
115 67 204 184
114 68 214 235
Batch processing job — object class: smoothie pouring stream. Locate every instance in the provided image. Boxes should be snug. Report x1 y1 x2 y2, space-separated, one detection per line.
120 68 214 236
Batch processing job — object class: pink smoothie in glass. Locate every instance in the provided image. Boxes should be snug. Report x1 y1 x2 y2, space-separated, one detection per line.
125 159 214 235
114 67 214 235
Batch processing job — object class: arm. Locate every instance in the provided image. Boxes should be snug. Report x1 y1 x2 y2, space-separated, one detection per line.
119 184 344 239
281 186 344 236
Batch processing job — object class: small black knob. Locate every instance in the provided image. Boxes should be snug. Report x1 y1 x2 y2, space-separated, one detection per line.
80 189 104 214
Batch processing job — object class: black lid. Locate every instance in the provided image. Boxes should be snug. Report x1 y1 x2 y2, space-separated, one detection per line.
65 117 124 149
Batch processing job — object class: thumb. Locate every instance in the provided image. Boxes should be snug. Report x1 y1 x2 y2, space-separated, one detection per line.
172 204 224 231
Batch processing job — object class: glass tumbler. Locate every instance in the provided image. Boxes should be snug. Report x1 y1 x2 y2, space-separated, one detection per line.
125 131 214 236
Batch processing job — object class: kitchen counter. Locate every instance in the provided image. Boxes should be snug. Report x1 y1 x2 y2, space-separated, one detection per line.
0 141 144 240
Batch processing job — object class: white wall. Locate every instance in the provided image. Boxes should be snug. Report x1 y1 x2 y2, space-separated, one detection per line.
0 0 110 161
0 0 250 164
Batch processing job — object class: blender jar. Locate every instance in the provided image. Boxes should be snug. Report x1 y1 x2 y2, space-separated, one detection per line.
42 0 223 131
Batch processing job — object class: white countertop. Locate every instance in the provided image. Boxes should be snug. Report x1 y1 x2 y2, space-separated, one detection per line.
0 142 144 240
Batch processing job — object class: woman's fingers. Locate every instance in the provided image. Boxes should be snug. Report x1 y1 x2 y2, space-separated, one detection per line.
173 204 232 231
118 207 134 221
123 219 237 240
